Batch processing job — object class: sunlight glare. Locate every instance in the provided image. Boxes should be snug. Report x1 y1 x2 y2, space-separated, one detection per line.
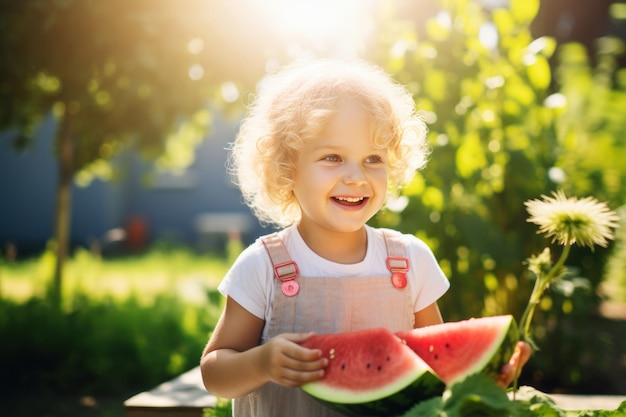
478 22 498 50
188 64 204 81
435 11 452 29
187 38 204 55
221 81 240 103
259 0 373 56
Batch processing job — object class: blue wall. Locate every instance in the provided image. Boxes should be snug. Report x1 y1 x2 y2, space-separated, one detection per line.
0 113 267 256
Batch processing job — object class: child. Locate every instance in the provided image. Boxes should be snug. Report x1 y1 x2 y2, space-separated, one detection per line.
200 59 529 417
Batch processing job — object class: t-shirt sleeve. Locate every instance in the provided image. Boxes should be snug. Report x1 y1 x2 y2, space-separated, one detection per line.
217 241 273 321
406 235 450 313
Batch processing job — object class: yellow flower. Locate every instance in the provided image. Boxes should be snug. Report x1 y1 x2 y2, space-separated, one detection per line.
524 190 619 249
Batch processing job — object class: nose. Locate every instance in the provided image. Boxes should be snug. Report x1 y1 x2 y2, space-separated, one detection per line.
342 162 368 186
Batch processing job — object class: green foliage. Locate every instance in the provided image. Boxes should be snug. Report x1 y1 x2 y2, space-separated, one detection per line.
604 207 626 302
0 0 285 161
0 245 226 398
0 241 229 303
205 378 626 417
402 374 511 417
365 0 626 393
204 397 233 417
0 292 218 396
521 275 626 394
401 374 626 417
0 0 292 305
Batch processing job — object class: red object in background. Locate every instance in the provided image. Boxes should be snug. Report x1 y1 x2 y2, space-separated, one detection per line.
125 215 148 251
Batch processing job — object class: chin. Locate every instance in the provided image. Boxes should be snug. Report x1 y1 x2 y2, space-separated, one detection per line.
327 221 368 234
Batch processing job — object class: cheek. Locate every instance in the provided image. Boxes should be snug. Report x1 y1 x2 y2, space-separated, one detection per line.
370 168 389 185
300 165 334 184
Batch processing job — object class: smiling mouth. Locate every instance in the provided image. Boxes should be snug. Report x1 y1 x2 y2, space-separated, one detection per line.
332 196 368 206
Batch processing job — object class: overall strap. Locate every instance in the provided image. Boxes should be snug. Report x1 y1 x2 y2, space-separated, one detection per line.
383 230 410 289
261 233 300 296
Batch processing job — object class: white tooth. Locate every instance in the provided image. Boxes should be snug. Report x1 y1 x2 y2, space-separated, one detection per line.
337 197 364 203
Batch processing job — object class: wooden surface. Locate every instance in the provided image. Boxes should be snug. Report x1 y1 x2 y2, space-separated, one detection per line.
124 366 625 416
124 367 216 417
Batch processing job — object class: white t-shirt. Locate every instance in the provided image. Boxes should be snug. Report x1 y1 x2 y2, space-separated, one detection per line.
218 225 450 339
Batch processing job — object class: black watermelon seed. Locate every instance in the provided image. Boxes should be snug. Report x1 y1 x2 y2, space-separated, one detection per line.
434 354 439 360
377 365 382 371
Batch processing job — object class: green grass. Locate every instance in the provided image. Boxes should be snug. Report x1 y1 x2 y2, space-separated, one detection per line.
0 243 234 417
0 243 231 304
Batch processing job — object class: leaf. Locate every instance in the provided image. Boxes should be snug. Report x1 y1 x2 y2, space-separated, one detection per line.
443 374 511 416
422 186 445 211
402 380 626 417
492 9 514 37
509 0 540 24
402 374 513 417
424 70 448 103
455 132 487 178
504 78 536 106
509 386 564 417
526 55 551 91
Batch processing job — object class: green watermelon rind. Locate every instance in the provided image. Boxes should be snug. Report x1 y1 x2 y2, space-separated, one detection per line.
301 353 432 404
306 369 444 417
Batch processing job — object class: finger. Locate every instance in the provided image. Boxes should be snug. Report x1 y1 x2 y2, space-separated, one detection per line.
495 363 514 388
280 354 328 372
495 342 533 388
279 335 326 362
507 342 531 375
516 341 532 367
267 340 327 370
282 332 317 344
290 346 327 364
277 367 326 387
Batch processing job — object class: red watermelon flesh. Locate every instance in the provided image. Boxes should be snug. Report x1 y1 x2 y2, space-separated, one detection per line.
396 315 518 385
300 327 443 416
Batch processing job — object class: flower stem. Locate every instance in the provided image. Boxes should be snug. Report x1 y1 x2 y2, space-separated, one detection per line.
513 243 571 396
519 244 571 343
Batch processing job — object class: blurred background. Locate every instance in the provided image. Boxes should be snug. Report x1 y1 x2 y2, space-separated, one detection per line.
1 0 625 416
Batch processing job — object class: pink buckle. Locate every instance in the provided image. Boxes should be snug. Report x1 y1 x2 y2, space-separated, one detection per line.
273 261 300 282
386 256 409 289
386 256 409 273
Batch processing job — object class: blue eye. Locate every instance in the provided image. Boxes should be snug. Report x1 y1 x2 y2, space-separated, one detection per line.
366 155 383 163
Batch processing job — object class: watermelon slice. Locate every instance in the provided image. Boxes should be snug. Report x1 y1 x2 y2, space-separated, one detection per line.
396 315 519 385
300 327 444 417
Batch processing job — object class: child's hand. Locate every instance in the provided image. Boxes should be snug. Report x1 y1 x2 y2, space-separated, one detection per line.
495 341 532 388
260 332 328 388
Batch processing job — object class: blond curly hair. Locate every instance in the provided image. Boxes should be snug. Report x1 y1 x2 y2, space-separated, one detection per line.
229 59 429 227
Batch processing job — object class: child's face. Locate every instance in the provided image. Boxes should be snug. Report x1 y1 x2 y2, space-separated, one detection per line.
292 100 388 235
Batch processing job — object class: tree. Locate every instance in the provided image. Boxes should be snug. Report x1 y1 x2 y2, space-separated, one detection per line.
0 0 289 307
